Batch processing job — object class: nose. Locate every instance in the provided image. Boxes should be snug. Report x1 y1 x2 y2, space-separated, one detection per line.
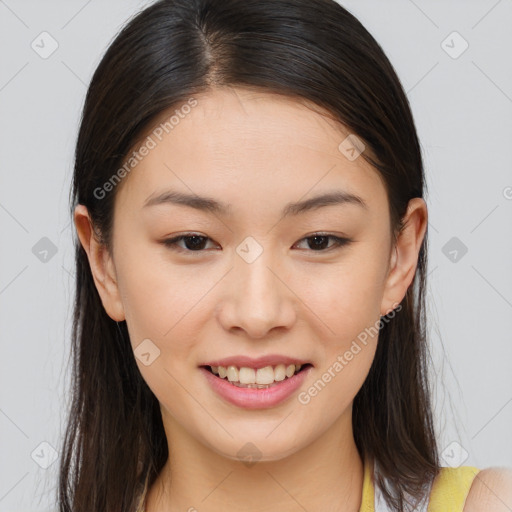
216 245 297 339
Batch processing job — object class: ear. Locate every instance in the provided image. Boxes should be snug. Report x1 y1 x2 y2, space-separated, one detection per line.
380 197 428 316
73 204 125 322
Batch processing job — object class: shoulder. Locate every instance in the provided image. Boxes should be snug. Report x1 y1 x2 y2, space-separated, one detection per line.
463 467 512 512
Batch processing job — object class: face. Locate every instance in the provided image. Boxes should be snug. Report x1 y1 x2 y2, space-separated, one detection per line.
75 86 426 463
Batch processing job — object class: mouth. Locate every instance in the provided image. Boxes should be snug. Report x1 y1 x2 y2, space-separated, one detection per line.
200 363 314 389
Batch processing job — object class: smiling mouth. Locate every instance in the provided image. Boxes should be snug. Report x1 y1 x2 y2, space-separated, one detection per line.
200 363 313 389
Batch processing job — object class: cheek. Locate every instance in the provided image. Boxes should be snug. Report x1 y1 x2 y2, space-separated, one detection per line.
296 261 382 418
300 249 388 341
116 244 219 343
115 250 210 408
294 242 388 407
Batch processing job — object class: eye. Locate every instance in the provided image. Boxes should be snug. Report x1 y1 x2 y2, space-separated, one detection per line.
162 233 218 253
162 232 351 254
293 233 351 252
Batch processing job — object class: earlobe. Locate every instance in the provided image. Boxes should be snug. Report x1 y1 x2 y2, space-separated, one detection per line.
73 204 126 322
380 198 428 317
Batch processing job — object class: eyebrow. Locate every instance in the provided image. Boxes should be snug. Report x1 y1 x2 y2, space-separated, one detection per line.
143 189 367 218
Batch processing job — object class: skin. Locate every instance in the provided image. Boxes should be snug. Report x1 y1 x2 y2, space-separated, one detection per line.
74 85 430 511
464 467 512 511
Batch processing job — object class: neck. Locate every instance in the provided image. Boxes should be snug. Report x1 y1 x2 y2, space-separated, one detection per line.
145 407 364 512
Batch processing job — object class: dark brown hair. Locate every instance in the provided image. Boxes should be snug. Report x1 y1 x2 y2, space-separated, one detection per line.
60 0 440 510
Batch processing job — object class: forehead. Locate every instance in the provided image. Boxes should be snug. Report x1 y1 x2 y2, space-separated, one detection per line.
115 86 386 217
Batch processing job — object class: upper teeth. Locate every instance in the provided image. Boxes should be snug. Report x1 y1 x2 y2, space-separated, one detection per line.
211 364 303 384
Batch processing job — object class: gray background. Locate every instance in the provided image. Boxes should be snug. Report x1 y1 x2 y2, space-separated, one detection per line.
0 0 511 510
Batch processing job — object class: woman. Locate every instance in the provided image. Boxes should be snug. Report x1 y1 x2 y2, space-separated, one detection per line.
61 0 512 510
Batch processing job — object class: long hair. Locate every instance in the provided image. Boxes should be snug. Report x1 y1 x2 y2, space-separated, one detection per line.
59 0 440 510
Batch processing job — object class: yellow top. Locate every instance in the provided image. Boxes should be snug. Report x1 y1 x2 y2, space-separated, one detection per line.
137 460 480 511
359 458 480 512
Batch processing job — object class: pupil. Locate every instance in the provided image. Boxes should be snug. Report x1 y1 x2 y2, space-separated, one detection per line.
185 236 206 250
309 235 328 250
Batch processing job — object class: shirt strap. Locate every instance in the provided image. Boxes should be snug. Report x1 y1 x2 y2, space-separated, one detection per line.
359 457 375 512
427 466 480 512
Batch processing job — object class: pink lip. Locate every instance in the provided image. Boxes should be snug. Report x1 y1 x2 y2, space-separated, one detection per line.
200 365 313 410
200 354 312 369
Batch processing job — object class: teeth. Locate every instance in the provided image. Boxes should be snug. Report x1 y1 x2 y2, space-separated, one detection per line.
209 363 303 385
256 366 276 384
227 366 238 382
239 367 257 384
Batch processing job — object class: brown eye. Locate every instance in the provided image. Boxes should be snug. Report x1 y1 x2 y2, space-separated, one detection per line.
162 234 216 252
294 234 351 252
162 232 351 255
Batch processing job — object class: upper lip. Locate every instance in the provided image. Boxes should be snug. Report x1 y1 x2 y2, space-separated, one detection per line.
200 354 312 370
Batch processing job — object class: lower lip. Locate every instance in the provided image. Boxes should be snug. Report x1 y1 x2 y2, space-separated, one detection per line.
200 365 313 410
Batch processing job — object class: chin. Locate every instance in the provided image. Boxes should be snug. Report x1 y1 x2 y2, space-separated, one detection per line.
205 436 304 465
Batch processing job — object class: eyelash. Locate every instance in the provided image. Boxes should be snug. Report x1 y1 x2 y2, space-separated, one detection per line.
161 232 352 255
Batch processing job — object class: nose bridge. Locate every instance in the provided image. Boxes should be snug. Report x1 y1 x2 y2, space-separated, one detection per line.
236 235 280 306
220 235 295 337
